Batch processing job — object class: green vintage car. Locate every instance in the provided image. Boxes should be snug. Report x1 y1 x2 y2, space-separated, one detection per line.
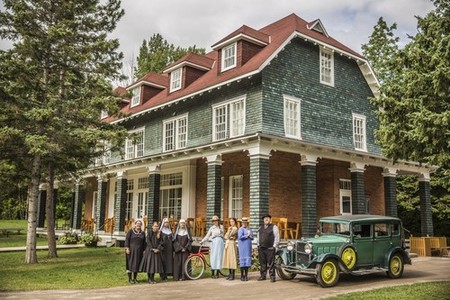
275 215 412 287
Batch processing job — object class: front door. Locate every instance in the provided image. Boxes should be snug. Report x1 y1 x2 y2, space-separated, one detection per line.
352 223 373 266
372 223 392 266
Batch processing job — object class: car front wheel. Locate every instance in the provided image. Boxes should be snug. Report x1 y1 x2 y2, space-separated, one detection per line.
387 253 404 279
275 255 296 280
316 259 340 288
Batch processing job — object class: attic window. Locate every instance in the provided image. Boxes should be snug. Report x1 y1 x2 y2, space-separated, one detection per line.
131 88 140 107
221 43 237 72
170 68 182 92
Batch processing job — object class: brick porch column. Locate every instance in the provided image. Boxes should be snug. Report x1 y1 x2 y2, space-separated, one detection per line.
419 172 433 236
300 155 318 238
37 184 47 229
72 181 84 231
147 165 161 227
248 146 271 233
383 168 398 217
350 162 366 214
206 155 222 231
96 175 108 232
114 171 127 236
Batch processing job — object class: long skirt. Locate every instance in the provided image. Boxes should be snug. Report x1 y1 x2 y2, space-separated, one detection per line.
139 250 164 274
209 237 224 270
238 238 253 268
221 240 237 269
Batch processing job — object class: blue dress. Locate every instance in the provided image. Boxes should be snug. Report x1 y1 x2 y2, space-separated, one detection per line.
201 225 224 270
238 227 254 267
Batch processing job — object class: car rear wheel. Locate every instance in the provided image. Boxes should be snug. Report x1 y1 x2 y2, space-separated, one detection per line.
340 246 357 271
316 259 340 288
275 256 296 280
387 253 404 279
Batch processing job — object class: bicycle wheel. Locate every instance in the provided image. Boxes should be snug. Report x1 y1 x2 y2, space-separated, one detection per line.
185 256 205 280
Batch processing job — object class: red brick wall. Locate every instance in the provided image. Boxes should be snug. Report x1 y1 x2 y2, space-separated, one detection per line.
365 166 385 215
195 158 208 218
84 177 97 221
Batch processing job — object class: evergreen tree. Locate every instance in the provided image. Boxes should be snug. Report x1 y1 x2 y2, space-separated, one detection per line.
135 33 205 78
0 0 127 263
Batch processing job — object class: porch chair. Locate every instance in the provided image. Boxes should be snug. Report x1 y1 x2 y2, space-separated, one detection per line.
288 222 301 239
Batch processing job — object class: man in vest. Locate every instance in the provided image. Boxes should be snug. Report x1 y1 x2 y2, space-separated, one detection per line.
257 214 279 282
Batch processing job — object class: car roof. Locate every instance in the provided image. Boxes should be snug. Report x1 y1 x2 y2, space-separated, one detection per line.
320 214 401 223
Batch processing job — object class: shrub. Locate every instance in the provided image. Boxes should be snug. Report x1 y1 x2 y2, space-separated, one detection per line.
80 232 100 247
58 232 78 245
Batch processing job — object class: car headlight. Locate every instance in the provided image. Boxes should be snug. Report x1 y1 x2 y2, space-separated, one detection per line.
304 243 312 254
287 241 294 251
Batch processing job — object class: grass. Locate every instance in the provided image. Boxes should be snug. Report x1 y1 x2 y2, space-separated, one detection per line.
326 281 450 300
0 247 128 291
0 219 27 229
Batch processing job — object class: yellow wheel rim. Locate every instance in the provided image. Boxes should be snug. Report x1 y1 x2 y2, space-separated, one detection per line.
321 261 337 284
341 247 356 269
390 256 402 276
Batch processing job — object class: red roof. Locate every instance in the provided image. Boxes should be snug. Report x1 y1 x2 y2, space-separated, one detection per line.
112 86 128 97
109 13 366 123
211 25 271 49
127 72 168 89
164 52 215 72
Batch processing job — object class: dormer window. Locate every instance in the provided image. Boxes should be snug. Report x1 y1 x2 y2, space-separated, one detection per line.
131 88 140 107
170 68 182 92
221 43 237 72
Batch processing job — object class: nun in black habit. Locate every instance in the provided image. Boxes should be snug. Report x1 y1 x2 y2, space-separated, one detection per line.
124 219 146 283
172 219 192 281
139 221 164 284
160 218 174 280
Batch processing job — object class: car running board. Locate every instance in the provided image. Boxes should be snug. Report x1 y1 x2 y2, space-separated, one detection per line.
350 267 388 276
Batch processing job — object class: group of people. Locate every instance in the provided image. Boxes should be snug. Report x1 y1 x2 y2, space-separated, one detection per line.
124 213 280 283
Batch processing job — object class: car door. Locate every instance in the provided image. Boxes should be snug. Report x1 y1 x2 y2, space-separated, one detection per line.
352 223 373 266
372 223 392 266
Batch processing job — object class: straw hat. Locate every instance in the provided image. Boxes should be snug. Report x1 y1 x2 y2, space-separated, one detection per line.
211 215 220 222
241 217 249 223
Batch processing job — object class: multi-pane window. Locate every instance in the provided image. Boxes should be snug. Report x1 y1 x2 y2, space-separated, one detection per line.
159 173 183 220
320 47 334 86
339 179 352 215
353 114 367 151
125 129 144 160
163 115 188 152
221 43 237 71
131 88 140 107
170 68 182 92
137 177 149 219
229 175 243 219
284 96 301 139
212 96 245 141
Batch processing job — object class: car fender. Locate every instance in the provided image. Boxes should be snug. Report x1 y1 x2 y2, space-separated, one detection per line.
338 243 358 272
314 253 341 265
384 247 411 268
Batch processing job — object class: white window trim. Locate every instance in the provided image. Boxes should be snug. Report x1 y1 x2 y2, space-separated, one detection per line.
352 113 367 152
221 42 237 72
339 179 352 215
320 47 334 87
170 68 182 92
130 88 141 107
162 113 188 152
228 175 243 219
283 95 302 139
125 127 145 160
212 95 246 142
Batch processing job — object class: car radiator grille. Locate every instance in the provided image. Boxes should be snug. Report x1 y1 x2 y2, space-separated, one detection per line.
296 242 310 265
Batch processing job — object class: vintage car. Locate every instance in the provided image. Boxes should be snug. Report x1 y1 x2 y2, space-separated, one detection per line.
275 215 411 287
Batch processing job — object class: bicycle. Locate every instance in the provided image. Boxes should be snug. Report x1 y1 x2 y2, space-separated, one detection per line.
184 244 225 280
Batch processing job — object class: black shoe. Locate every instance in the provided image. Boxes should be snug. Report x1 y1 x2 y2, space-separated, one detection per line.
257 276 266 281
270 277 276 282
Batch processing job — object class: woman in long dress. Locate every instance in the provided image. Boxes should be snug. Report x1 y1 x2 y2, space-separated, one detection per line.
200 215 224 278
139 221 164 284
238 217 253 281
172 219 192 281
124 219 146 283
222 217 238 280
159 218 173 280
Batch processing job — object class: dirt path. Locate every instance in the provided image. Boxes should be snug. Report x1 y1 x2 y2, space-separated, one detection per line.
1 257 449 300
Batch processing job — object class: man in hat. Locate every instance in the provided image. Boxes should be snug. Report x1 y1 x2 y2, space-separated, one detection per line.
257 214 279 282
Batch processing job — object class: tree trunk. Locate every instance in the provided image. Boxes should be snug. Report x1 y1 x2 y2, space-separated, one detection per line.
25 154 41 264
46 163 58 258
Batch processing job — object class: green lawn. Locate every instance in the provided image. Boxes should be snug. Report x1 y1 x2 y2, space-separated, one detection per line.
326 281 450 299
0 219 27 229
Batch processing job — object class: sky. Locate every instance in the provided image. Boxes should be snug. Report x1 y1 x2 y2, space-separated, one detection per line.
0 0 435 78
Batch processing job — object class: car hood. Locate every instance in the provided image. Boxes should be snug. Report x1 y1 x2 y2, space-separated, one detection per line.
302 234 350 244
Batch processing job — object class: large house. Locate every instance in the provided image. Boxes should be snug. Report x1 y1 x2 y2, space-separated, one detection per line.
37 13 434 239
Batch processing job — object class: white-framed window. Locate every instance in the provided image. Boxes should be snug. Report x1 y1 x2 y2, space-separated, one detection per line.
125 128 144 160
320 47 334 86
170 68 182 92
212 96 246 141
92 191 98 219
159 172 183 220
283 95 301 139
339 179 352 215
100 110 108 119
163 114 188 152
352 113 367 151
221 43 237 72
131 88 140 107
136 177 149 220
229 175 243 219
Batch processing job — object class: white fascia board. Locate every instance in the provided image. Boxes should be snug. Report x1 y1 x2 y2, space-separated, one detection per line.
163 61 211 74
212 33 269 50
127 80 166 91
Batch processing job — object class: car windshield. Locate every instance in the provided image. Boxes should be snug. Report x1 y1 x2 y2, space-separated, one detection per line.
320 222 350 236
